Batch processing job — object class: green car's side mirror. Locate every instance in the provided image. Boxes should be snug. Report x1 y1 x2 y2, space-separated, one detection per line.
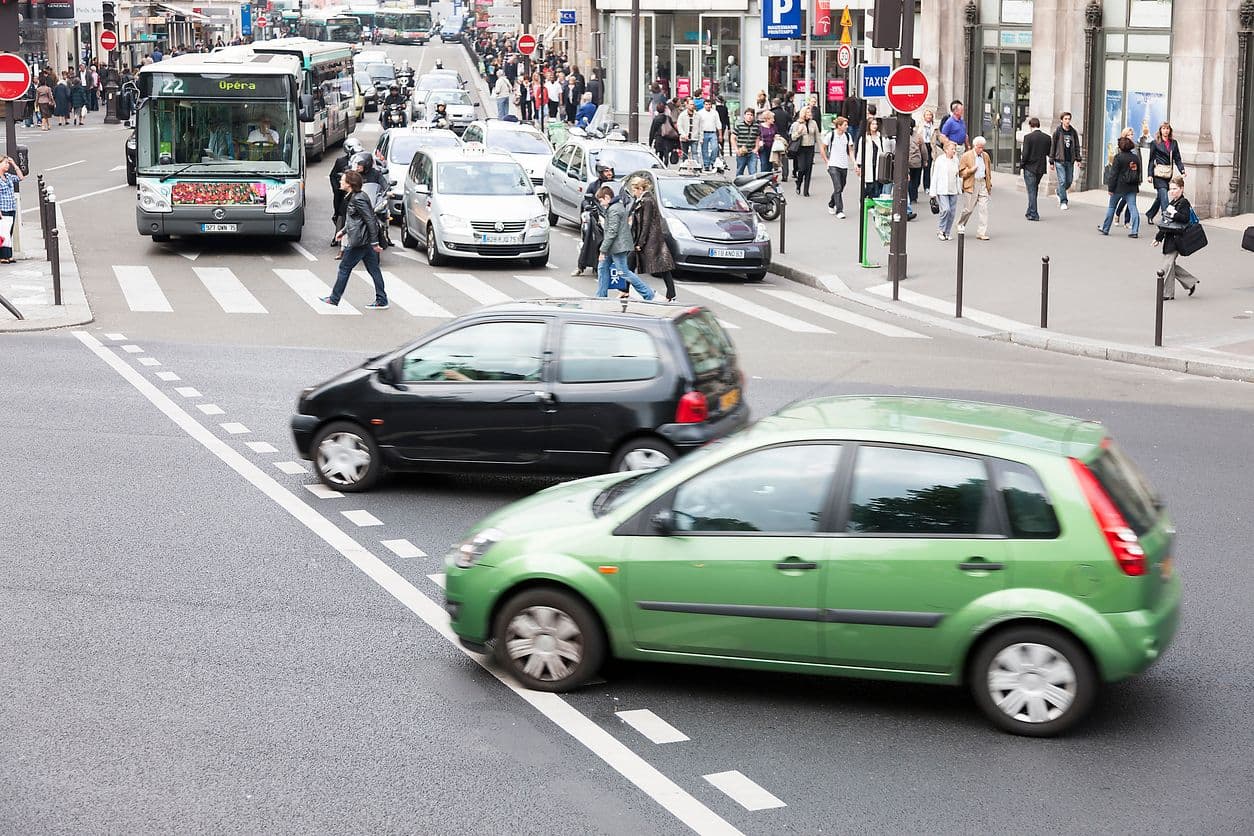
650 510 674 535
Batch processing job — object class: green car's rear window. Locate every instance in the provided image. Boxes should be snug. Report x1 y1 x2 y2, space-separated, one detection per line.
676 310 734 376
1087 442 1160 536
992 459 1060 539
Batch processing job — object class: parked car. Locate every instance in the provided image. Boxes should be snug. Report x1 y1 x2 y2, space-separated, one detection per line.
291 300 747 490
460 120 553 196
443 395 1181 737
400 146 550 266
543 134 662 227
375 125 462 221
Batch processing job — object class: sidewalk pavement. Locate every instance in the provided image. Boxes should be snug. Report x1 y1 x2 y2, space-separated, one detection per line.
0 203 93 332
769 168 1254 383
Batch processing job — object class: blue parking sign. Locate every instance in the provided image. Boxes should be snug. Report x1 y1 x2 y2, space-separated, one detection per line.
762 0 802 39
860 64 891 98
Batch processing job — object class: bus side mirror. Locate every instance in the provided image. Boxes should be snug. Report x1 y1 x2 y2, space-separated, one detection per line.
298 94 316 123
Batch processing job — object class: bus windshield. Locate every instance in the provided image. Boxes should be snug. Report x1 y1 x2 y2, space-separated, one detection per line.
324 16 361 42
138 98 300 176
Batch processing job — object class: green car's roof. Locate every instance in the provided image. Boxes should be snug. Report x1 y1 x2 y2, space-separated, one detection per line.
760 396 1107 459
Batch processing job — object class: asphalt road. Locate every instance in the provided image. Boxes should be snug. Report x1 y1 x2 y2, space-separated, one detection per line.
3 40 1253 835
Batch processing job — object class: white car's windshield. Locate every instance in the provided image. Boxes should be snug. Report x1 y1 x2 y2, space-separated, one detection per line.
389 133 459 163
437 161 533 195
428 90 472 107
486 130 551 155
418 75 458 90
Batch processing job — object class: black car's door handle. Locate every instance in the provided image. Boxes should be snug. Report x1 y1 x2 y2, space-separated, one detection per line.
958 558 1005 571
775 558 819 571
534 390 555 404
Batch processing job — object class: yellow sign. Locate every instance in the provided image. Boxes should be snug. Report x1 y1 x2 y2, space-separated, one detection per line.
840 6 853 27
840 27 851 45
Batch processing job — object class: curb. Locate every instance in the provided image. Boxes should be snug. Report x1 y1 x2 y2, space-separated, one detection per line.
1 204 94 333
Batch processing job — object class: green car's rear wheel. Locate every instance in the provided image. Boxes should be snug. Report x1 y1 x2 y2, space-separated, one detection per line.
493 588 605 692
970 626 1097 737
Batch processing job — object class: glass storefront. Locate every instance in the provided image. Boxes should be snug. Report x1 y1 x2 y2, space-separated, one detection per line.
1099 1 1172 172
610 12 743 115
979 1 1033 172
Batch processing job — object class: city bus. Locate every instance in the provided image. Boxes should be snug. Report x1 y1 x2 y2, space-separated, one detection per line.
297 11 363 46
377 8 433 44
343 7 378 34
253 37 356 161
133 48 309 241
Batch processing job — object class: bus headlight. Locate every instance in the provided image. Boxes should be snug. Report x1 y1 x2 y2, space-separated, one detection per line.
137 180 172 213
266 181 303 214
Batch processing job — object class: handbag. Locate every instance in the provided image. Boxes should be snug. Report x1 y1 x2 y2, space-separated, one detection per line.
771 134 787 155
1153 162 1173 180
660 117 678 140
1176 222 1208 257
607 264 628 292
785 136 801 159
1242 225 1254 253
929 195 940 215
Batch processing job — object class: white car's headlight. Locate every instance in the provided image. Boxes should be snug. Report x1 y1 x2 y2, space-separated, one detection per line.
453 527 504 568
667 216 694 239
528 213 548 231
440 213 471 233
754 221 770 242
137 180 172 213
265 181 302 214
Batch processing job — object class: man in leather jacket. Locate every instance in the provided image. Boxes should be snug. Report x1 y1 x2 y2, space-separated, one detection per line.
572 159 617 276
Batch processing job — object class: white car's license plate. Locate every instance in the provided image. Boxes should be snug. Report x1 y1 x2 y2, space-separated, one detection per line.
479 233 523 244
709 247 745 259
201 223 237 232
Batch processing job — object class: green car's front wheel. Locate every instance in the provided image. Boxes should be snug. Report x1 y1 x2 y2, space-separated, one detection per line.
970 626 1097 737
493 588 605 692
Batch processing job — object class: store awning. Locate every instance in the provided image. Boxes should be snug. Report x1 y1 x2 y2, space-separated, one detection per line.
156 3 212 21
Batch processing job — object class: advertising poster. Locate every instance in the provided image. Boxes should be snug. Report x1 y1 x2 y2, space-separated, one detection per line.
1130 90 1167 146
45 0 76 28
794 78 815 94
827 78 845 102
75 0 103 23
676 77 691 99
701 77 712 98
1104 88 1124 164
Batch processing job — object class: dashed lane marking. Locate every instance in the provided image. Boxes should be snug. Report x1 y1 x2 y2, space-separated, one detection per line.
703 771 787 811
173 387 201 398
121 344 143 353
104 333 126 341
219 422 250 435
155 371 180 381
615 710 690 745
304 484 343 499
342 509 384 527
245 441 278 454
382 539 427 558
137 357 161 367
274 461 309 475
197 404 225 415
45 159 86 172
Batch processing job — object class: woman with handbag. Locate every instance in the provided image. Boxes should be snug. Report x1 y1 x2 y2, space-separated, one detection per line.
649 103 680 166
1098 136 1142 237
789 106 820 197
929 140 961 241
1152 176 1200 300
757 110 778 173
1145 121 1184 225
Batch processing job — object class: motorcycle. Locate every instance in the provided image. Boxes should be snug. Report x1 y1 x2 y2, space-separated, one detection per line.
734 169 783 221
383 103 408 128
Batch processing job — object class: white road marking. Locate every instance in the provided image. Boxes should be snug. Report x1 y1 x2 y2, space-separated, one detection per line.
219 422 250 435
304 483 343 499
104 333 126 341
681 284 830 333
45 159 86 172
121 344 143 353
197 404 225 415
274 269 360 315
389 248 423 262
245 441 278 454
24 183 131 212
757 288 930 339
109 164 126 172
426 572 446 588
291 242 319 262
274 461 309 475
355 270 452 318
866 283 1030 332
177 251 200 262
433 272 511 306
382 539 428 558
73 331 746 836
193 267 268 314
137 357 161 366
703 771 786 811
113 265 172 312
173 386 201 398
616 710 690 745
514 274 583 297
342 509 384 527
155 371 180 381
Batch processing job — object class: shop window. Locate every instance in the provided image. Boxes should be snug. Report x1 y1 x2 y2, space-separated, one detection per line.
1128 0 1172 28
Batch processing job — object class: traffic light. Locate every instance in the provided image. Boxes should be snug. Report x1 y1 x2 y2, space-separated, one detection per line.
103 0 116 30
871 0 903 50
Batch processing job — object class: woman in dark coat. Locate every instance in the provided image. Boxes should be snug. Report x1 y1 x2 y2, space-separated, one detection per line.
1144 120 1185 225
627 175 677 302
648 103 679 166
1098 135 1142 237
53 76 71 125
68 78 88 125
1151 175 1199 300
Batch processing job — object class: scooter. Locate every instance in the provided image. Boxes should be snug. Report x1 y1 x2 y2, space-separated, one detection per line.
734 169 783 221
383 103 408 128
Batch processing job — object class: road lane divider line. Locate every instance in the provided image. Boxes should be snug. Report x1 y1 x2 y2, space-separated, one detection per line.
616 710 691 745
155 371 180 381
681 284 830 334
702 771 786 811
354 270 453 318
757 288 930 339
193 267 268 314
219 422 250 435
23 182 131 213
197 404 225 415
433 272 512 306
291 242 319 263
381 539 427 559
245 441 278 454
174 387 201 398
342 509 383 527
72 330 745 836
274 269 361 315
121 344 144 354
45 159 86 172
390 249 423 262
274 461 309 475
304 484 343 499
113 265 173 312
513 274 583 298
104 333 126 340
138 357 162 367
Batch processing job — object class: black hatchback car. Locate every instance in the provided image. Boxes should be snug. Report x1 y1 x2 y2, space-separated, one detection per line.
291 299 748 491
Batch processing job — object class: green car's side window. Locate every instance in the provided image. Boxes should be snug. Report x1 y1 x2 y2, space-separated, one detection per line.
671 444 842 534
845 446 995 535
992 459 1060 539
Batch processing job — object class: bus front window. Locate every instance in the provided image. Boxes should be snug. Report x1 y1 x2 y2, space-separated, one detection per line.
139 99 301 174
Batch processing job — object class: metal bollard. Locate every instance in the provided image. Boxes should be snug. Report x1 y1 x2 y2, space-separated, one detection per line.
1155 270 1165 347
45 193 57 262
955 231 965 318
51 228 62 306
1040 256 1050 329
778 197 787 255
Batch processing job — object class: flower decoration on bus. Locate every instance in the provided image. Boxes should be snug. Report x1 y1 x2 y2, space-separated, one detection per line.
171 182 269 206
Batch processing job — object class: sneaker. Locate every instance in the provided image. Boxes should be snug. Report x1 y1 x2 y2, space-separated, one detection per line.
937 232 946 241
319 296 337 306
365 301 390 310
1060 202 1069 211
570 267 584 277
1097 227 1109 236
828 207 836 215
835 211 845 219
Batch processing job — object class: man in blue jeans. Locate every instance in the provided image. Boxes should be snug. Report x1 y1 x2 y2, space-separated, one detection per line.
698 98 722 171
731 107 760 176
1049 111 1082 210
595 186 654 299
1019 117 1051 221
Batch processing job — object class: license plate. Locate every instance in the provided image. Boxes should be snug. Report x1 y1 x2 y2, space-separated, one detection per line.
719 388 740 411
709 247 745 259
201 223 237 232
479 233 522 244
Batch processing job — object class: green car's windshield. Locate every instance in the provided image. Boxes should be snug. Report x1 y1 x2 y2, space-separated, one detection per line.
593 440 728 516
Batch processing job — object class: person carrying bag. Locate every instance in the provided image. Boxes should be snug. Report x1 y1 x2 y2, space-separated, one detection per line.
1151 175 1202 300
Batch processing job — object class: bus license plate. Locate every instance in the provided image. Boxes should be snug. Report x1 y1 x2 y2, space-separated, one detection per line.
201 223 238 232
709 247 744 259
480 233 522 244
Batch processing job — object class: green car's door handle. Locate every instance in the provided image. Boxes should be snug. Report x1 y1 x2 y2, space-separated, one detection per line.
958 559 1005 571
775 558 818 571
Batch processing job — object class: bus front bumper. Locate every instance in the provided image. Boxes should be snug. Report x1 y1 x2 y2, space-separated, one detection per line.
137 206 305 238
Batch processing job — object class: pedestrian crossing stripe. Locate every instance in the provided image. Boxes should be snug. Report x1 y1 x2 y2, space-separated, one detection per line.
274 269 360 315
194 266 267 313
682 283 832 334
353 270 452 317
113 265 172 312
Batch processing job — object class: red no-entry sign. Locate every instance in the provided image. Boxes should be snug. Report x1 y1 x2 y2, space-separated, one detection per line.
0 53 33 102
885 65 928 114
517 34 537 56
256 14 269 27
100 30 119 52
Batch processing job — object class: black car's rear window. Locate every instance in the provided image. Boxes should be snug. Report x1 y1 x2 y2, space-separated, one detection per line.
676 310 734 375
1087 442 1160 535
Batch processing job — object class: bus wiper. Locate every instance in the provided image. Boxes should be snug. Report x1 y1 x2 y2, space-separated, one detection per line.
160 162 209 183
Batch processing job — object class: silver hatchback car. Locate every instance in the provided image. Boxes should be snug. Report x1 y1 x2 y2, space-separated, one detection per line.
400 146 551 268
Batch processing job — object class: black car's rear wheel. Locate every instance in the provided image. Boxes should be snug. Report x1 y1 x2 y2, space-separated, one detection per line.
312 421 383 492
492 587 605 692
612 437 677 472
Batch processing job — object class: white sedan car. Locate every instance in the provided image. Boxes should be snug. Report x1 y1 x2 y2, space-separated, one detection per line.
460 120 553 197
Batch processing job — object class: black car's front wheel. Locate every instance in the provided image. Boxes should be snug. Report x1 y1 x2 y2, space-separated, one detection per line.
969 626 1097 737
492 587 605 692
312 421 383 492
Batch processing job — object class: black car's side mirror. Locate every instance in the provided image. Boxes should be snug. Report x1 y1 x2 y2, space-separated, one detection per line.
650 510 675 535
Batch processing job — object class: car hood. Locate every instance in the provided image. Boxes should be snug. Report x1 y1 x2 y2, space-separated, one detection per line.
666 208 757 241
436 193 544 219
466 472 632 545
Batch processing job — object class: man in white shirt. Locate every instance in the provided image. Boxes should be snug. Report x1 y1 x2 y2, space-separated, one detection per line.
492 73 512 120
819 116 853 218
247 116 279 145
697 99 721 170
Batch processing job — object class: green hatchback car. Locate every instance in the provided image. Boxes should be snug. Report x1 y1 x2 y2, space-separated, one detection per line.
444 396 1181 736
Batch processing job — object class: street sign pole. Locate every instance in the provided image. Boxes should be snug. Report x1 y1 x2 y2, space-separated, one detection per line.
887 4 915 294
0 8 20 162
628 0 640 142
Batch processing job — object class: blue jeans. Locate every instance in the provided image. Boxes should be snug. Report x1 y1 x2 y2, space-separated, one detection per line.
1023 169 1041 218
735 152 756 176
329 244 387 304
1101 191 1140 235
758 147 773 173
1145 184 1170 221
936 194 958 237
496 96 509 119
701 131 719 169
1055 161 1074 205
596 252 654 299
